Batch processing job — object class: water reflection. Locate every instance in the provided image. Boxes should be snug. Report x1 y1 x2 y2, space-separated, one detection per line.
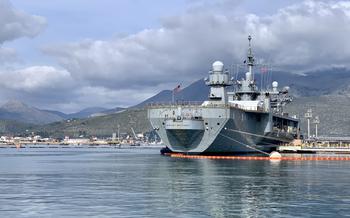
154 156 350 217
0 148 349 217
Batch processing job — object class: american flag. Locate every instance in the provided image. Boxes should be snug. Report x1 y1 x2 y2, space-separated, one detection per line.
260 66 268 74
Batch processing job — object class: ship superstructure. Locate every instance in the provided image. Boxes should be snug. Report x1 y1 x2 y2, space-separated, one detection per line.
148 36 299 154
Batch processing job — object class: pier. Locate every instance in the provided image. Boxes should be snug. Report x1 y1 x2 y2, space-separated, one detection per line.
278 137 350 153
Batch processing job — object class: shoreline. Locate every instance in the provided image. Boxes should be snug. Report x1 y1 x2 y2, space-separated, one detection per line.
0 144 164 149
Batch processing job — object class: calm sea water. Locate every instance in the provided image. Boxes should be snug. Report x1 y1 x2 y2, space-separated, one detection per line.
0 148 349 217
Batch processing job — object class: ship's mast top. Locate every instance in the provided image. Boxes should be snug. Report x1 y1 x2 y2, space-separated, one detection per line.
247 35 255 71
232 35 259 101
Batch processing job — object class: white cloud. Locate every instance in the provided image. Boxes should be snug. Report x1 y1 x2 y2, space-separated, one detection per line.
0 66 73 92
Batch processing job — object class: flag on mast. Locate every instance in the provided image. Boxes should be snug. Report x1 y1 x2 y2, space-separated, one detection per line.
173 84 181 92
172 84 181 103
260 66 268 73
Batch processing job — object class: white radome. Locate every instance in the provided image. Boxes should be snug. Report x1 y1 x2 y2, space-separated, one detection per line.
272 81 279 88
212 61 224 72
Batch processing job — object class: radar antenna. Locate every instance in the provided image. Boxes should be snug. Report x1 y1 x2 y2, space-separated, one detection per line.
244 35 255 81
247 35 254 67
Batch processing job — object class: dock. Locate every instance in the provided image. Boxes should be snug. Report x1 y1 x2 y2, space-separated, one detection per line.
278 137 350 153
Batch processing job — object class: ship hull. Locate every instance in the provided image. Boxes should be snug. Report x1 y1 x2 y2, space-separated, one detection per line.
148 105 297 154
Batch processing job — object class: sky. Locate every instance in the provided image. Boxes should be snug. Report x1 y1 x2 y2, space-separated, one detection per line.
0 0 349 112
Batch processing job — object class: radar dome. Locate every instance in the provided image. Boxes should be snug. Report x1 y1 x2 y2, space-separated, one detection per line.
283 86 290 91
212 61 224 72
272 81 278 88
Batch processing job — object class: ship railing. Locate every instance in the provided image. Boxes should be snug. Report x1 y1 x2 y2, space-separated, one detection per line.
148 101 230 108
164 116 204 121
148 101 270 111
148 101 203 107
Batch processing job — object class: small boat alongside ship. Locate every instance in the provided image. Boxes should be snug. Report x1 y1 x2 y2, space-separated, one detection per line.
148 36 300 154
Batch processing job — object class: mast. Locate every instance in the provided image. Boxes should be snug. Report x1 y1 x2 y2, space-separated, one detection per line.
233 35 259 101
246 35 255 80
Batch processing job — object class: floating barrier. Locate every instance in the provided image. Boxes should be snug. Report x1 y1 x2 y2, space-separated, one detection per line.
166 153 350 161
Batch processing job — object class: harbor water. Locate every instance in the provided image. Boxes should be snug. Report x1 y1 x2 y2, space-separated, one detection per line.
0 148 349 217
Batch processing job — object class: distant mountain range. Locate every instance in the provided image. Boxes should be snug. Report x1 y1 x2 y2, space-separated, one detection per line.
0 101 63 124
136 67 350 106
0 67 350 137
0 100 125 124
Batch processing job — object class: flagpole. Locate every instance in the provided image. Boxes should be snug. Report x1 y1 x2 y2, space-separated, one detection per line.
172 84 180 104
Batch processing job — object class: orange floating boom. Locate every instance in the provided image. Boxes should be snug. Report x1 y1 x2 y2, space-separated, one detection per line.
167 153 350 161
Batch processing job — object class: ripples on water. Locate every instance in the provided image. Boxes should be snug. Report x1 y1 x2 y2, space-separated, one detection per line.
0 148 349 217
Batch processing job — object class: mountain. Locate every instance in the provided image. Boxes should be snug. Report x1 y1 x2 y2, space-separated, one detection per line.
135 79 208 108
97 107 125 116
66 107 108 119
136 67 350 106
35 109 150 138
37 69 350 138
265 68 350 97
0 100 126 124
0 119 35 136
0 101 64 124
30 95 350 138
134 90 173 108
44 107 125 119
285 95 350 137
42 110 69 119
129 67 350 137
1 67 350 136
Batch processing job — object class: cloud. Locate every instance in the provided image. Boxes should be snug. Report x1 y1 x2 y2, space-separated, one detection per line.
5 0 350 112
0 66 73 92
0 47 18 63
0 0 46 64
0 65 157 112
0 66 84 113
43 0 350 93
0 0 46 44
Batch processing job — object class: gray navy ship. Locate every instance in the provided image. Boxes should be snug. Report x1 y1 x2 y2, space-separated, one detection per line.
148 36 299 154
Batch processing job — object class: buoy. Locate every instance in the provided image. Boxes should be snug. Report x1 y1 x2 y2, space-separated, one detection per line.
269 151 282 159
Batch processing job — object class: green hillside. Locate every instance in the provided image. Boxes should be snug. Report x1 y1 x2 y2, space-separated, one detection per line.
1 95 349 138
286 95 350 137
34 109 151 138
0 120 35 136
